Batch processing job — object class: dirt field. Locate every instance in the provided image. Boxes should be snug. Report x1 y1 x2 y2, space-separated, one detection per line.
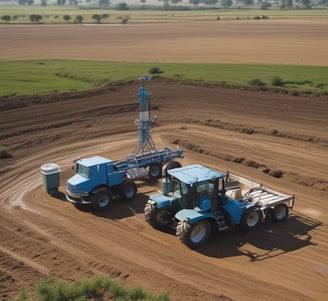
0 79 327 300
1 19 328 301
1 19 328 65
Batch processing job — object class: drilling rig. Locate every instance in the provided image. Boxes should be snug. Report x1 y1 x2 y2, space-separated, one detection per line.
66 76 183 210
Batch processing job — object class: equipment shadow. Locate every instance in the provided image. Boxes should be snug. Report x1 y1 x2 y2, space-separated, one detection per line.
71 178 159 220
195 213 321 261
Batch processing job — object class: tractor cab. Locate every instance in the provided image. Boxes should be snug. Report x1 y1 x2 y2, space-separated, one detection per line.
167 164 224 213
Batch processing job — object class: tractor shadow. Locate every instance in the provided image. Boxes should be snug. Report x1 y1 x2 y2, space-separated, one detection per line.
196 213 322 261
72 178 159 220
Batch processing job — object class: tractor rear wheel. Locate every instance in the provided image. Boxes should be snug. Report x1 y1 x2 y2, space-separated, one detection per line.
271 204 289 221
149 163 162 179
176 219 211 248
240 209 262 231
91 188 113 211
144 201 171 229
120 180 137 201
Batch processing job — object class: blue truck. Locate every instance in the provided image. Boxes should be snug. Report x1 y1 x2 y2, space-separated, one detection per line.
144 164 295 248
66 76 183 210
66 150 182 210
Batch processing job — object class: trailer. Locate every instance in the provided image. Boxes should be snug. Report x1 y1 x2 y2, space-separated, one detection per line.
144 164 295 248
66 76 183 210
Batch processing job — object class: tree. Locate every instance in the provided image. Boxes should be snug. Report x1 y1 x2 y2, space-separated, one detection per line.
57 0 66 5
92 14 102 23
2 15 11 24
261 0 271 9
117 2 129 10
221 0 232 8
18 0 34 4
41 0 47 6
63 15 71 22
30 14 42 23
242 0 253 5
99 0 110 5
75 15 83 23
301 0 311 7
287 0 293 8
189 0 200 5
203 0 218 5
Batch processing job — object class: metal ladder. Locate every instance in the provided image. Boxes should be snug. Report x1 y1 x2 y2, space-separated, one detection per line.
216 211 228 231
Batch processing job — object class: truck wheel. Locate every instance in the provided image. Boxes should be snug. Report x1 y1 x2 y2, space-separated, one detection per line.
164 161 182 176
91 189 113 211
144 201 171 229
120 181 137 201
271 204 289 222
149 163 162 179
240 209 262 231
176 220 211 248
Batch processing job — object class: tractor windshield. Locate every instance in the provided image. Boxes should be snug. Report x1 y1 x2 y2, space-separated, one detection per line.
179 181 194 209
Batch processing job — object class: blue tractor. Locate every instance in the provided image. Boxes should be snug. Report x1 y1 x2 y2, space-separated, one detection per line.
144 164 295 248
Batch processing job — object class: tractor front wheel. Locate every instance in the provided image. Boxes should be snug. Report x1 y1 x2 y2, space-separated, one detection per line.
176 219 211 248
91 188 113 211
120 180 137 201
144 201 171 229
240 209 262 231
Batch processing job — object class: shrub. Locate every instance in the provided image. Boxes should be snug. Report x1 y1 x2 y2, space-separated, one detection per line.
120 16 129 24
269 169 283 178
272 76 284 87
0 147 11 159
249 78 266 86
149 66 163 74
271 129 278 135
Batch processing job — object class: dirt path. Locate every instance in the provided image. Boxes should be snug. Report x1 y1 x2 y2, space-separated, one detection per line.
0 81 327 300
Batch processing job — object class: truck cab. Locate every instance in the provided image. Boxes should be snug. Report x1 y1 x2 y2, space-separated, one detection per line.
66 156 127 209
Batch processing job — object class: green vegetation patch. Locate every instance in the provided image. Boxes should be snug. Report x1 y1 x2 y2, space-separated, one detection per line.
10 275 169 301
0 146 11 159
1 60 328 97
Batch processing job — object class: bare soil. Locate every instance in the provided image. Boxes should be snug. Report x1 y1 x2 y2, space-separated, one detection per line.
1 19 328 65
1 19 328 301
0 79 327 301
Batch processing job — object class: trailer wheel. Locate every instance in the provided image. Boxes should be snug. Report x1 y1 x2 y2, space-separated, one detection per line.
271 204 289 222
91 189 113 210
149 163 162 179
164 161 182 176
120 180 137 201
176 219 211 248
144 201 171 229
240 209 262 231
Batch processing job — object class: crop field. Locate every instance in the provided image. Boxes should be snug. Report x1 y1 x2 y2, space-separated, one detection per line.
0 13 328 301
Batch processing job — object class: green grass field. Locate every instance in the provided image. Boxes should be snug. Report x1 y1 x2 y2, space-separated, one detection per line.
1 6 328 24
0 60 327 97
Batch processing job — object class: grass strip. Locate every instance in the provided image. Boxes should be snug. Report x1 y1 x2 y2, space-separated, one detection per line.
0 60 328 97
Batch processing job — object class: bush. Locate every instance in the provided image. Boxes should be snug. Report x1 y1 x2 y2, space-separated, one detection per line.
149 66 163 74
249 78 266 87
272 76 284 87
0 147 11 159
269 169 283 178
11 275 169 301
